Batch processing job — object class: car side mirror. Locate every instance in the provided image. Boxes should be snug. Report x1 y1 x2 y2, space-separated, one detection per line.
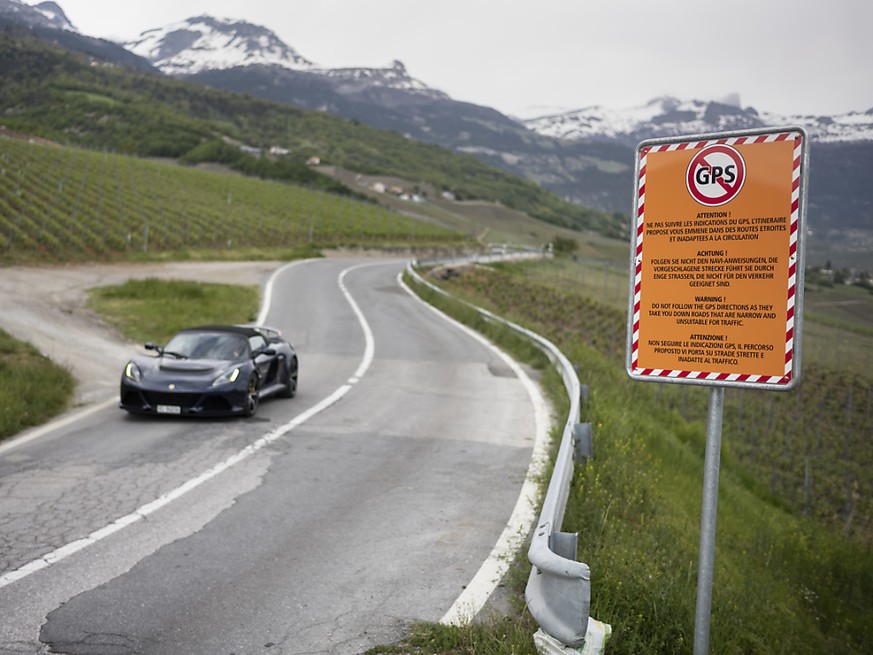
257 347 277 358
145 343 160 352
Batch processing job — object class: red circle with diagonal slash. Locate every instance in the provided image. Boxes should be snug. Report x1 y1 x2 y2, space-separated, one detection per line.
686 144 746 206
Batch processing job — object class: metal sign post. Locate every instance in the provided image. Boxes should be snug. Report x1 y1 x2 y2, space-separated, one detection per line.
626 127 810 653
695 386 724 654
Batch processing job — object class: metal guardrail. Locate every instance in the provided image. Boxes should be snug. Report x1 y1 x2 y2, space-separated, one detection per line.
406 259 592 648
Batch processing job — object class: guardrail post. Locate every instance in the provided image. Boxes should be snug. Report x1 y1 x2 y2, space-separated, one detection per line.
526 526 591 648
574 422 593 461
549 531 578 561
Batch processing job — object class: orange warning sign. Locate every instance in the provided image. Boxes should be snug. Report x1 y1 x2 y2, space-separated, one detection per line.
627 128 808 388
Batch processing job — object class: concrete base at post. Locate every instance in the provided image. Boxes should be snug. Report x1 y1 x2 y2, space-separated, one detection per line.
533 618 612 655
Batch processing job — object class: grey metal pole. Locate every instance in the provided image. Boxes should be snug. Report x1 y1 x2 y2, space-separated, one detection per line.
694 386 725 655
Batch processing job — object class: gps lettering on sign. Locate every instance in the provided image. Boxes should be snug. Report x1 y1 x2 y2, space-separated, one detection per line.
694 163 737 185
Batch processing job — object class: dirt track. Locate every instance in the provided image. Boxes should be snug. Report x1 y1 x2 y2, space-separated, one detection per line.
0 262 283 406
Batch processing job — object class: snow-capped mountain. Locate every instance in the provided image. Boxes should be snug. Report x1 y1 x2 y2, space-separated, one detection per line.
524 96 873 145
0 0 74 31
782 108 873 143
125 15 314 76
125 15 441 99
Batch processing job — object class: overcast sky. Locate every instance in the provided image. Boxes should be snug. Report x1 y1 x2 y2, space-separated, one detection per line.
37 0 873 118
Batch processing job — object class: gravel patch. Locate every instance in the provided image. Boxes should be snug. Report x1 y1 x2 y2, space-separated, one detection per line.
0 262 283 406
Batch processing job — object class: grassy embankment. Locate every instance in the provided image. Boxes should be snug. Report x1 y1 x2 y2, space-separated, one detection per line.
0 328 75 439
508 256 873 545
385 259 873 655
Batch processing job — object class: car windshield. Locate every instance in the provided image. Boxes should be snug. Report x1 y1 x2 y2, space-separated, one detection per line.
164 331 249 361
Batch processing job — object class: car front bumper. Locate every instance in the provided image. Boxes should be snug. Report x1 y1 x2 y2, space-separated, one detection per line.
119 380 250 417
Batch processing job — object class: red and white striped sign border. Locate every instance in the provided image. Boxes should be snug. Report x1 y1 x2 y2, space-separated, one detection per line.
631 130 803 386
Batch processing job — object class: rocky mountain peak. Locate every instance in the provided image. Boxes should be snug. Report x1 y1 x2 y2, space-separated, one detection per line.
0 0 74 31
125 14 313 76
319 59 444 98
32 1 72 29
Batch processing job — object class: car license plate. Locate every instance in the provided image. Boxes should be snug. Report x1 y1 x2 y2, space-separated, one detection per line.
157 404 181 415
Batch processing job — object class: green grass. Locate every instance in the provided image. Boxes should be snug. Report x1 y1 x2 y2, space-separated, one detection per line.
86 278 261 345
394 260 873 655
805 282 873 327
0 327 75 440
370 617 540 655
510 256 873 376
64 90 120 107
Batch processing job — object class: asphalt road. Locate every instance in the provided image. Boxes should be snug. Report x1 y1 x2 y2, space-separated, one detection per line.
0 258 546 654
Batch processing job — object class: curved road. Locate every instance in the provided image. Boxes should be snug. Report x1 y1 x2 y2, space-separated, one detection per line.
0 258 546 655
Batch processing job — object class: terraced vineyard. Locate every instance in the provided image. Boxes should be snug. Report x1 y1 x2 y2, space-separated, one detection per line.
0 135 467 263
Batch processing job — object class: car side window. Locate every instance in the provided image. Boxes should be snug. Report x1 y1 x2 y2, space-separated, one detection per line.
249 334 267 354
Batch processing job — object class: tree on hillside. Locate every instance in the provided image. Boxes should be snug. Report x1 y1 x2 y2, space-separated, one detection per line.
552 235 579 256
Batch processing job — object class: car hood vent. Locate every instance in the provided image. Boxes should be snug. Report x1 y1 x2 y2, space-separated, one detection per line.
159 359 222 373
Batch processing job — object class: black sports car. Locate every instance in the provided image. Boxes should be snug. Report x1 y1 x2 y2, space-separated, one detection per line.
120 325 298 417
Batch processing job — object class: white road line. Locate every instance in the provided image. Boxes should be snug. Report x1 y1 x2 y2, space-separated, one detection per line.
256 259 310 327
396 272 552 626
0 261 374 590
339 264 377 382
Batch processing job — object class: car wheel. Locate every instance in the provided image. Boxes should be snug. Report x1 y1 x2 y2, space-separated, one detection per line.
244 374 260 417
280 357 298 398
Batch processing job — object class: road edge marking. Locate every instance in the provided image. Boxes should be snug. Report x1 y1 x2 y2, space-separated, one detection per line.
396 271 552 626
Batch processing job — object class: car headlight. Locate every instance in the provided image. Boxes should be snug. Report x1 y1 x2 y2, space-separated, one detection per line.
124 361 142 382
212 367 241 387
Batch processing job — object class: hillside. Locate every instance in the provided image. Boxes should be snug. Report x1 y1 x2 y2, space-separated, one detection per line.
0 133 471 264
0 30 625 241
